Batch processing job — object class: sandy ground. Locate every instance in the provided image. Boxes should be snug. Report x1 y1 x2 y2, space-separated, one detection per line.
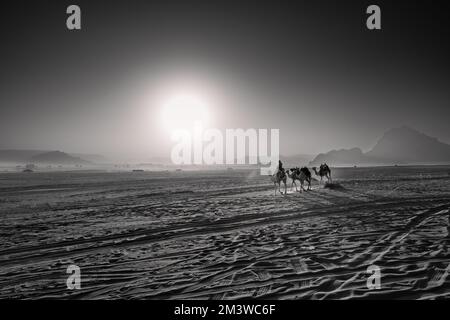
0 166 449 299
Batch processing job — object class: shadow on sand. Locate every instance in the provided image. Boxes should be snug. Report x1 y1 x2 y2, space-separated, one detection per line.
323 182 346 191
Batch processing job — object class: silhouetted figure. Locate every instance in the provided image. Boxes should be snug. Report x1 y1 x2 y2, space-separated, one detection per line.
300 167 312 180
287 167 311 192
300 167 312 190
270 169 287 195
312 163 332 183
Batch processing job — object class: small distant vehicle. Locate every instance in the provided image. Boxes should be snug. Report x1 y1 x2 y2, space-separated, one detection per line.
132 169 144 172
22 169 34 173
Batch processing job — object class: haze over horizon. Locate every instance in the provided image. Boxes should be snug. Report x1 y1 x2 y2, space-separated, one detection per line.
1 1 449 161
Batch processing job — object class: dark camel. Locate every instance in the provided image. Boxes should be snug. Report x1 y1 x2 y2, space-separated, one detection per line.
312 163 332 183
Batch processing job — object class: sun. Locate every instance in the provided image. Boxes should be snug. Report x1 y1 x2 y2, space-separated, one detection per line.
160 93 210 132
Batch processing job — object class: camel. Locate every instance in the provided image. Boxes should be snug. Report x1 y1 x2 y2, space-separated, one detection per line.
300 167 312 190
270 169 287 195
286 168 300 192
312 163 332 183
287 167 312 191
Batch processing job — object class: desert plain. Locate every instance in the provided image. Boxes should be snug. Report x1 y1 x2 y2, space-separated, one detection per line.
0 166 449 299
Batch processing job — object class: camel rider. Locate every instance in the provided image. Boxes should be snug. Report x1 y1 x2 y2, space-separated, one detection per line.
278 160 285 176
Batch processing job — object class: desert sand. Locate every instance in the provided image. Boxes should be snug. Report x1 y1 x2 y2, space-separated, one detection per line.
0 166 449 299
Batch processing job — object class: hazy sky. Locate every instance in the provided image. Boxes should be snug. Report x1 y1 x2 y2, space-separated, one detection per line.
1 0 449 160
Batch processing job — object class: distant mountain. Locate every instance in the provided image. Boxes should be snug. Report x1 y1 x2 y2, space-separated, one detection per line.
309 126 450 166
281 154 315 167
69 153 108 163
29 151 90 165
0 149 105 164
232 154 314 167
366 126 450 163
0 149 49 163
310 148 373 166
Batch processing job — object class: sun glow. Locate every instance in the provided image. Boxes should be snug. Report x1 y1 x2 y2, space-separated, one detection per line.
160 92 211 133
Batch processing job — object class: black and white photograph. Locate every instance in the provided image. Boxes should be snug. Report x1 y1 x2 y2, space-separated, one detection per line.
0 0 449 306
